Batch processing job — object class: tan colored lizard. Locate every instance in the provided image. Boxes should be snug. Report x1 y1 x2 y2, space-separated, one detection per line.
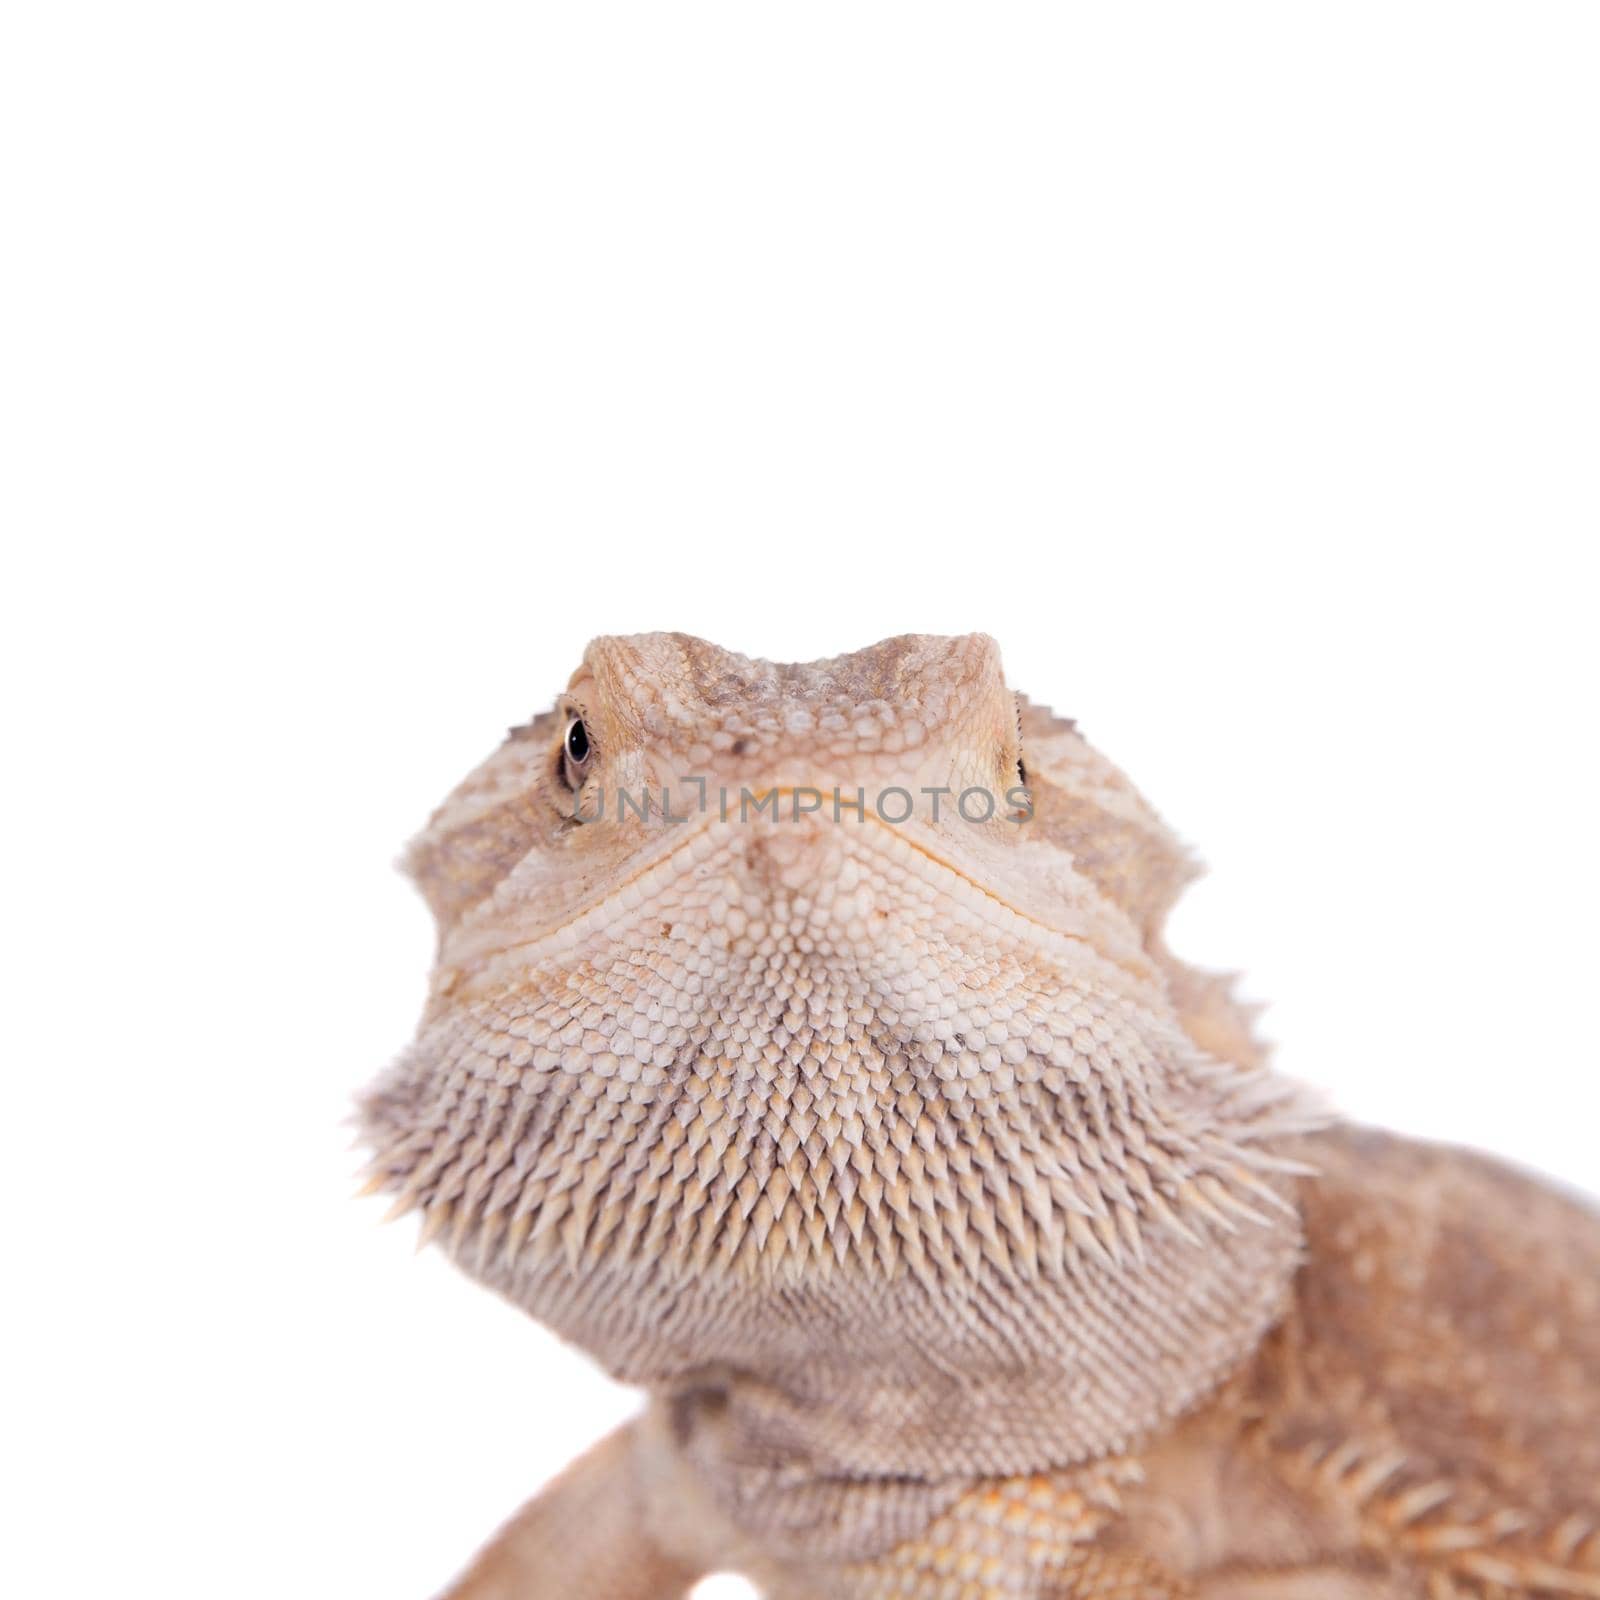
359 633 1600 1600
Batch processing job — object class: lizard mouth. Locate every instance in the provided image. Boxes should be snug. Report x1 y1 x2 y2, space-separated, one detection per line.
443 796 1153 1003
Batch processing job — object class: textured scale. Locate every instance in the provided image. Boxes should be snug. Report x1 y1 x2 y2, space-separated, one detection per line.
358 634 1599 1599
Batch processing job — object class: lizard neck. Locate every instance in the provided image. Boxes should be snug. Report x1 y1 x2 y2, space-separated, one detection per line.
461 1135 1308 1556
681 1186 1306 1559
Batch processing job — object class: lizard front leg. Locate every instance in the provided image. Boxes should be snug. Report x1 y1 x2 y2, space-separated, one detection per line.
438 1422 706 1600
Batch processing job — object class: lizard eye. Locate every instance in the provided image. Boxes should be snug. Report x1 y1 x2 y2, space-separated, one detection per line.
561 716 593 789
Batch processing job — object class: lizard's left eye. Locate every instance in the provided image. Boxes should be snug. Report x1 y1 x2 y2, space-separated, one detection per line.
561 716 593 790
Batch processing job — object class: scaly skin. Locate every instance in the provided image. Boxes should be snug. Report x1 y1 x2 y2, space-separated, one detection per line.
358 634 1599 1599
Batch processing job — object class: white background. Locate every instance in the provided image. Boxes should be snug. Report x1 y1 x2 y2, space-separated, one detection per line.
4 6 1597 1598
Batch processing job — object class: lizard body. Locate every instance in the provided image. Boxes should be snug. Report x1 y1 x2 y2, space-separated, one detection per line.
359 633 1599 1598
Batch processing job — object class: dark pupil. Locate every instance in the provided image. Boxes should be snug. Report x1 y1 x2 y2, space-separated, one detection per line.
565 718 590 763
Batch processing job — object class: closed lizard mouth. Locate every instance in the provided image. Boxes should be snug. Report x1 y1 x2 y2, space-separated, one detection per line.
444 797 1154 1002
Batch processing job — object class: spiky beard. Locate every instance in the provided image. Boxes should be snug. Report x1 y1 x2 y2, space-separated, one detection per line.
360 820 1324 1501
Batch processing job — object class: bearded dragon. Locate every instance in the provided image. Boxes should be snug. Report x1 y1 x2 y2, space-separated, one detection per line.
359 633 1600 1600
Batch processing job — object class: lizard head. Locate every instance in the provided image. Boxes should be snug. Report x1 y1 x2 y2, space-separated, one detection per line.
359 633 1318 1477
395 630 1197 1007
